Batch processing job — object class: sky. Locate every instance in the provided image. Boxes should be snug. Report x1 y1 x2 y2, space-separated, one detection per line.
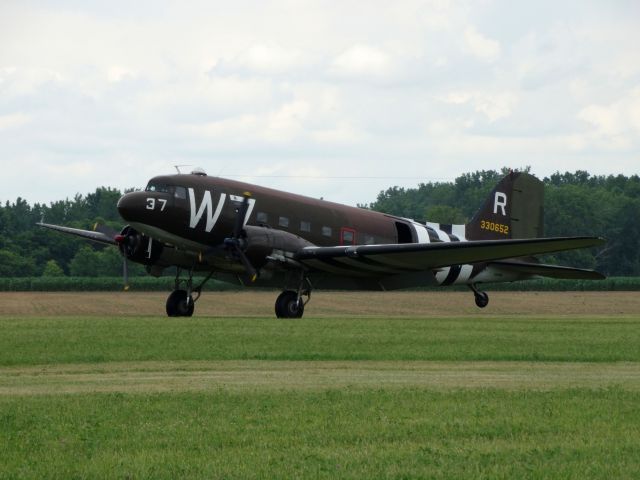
1 0 639 207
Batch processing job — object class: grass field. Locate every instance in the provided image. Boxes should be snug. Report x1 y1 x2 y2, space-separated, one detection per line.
1 291 640 478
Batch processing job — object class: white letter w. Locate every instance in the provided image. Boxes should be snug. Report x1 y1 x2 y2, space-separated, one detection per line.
188 188 226 232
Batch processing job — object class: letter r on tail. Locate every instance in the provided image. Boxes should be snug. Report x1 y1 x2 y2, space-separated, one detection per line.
493 192 507 216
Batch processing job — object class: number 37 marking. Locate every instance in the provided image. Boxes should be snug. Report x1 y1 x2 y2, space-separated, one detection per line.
146 198 167 211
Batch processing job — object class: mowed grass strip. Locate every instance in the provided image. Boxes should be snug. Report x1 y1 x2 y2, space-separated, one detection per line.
4 291 640 317
1 315 639 365
1 388 639 479
1 360 640 395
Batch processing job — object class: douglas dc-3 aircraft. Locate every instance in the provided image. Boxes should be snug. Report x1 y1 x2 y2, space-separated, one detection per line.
39 169 605 317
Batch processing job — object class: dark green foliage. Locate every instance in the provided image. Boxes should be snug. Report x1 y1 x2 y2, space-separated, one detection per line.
0 277 238 291
41 259 65 277
0 187 128 277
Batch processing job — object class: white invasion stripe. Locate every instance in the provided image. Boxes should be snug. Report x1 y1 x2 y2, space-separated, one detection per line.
413 223 430 243
425 223 452 284
425 222 440 231
452 224 466 241
434 228 449 242
455 264 474 284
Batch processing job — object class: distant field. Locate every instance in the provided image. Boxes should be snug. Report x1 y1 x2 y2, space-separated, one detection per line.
1 292 640 478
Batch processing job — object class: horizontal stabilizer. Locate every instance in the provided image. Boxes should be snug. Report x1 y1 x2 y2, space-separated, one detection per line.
37 222 117 245
491 260 605 280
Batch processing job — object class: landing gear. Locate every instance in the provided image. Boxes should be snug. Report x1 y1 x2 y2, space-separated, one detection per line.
166 289 194 317
275 274 311 318
469 283 489 308
165 267 214 317
275 290 305 318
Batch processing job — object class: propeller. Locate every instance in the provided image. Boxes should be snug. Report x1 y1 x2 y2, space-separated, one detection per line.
93 223 138 291
224 192 258 283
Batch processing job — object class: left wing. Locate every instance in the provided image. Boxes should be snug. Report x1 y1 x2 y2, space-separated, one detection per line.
38 222 117 245
295 236 605 276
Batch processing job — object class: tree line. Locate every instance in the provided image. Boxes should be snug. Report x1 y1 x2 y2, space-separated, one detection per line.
1 169 639 278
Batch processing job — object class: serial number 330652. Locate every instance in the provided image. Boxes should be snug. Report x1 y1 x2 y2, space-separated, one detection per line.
480 220 509 235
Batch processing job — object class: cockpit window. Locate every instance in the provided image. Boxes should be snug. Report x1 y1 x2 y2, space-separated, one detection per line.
145 183 170 193
174 186 187 200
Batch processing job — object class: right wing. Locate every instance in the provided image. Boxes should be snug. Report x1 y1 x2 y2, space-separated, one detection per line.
295 236 605 276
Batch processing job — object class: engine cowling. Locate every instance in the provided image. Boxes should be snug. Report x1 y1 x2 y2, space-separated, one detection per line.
117 226 164 265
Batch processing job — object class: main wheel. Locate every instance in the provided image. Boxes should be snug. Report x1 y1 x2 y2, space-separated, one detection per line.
166 289 195 317
275 290 304 318
474 291 489 308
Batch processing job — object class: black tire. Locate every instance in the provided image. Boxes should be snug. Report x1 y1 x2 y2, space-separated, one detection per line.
275 290 304 318
474 291 489 308
166 289 195 317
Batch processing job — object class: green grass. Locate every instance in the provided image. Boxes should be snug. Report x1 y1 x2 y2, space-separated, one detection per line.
2 313 640 478
1 315 639 365
2 388 639 479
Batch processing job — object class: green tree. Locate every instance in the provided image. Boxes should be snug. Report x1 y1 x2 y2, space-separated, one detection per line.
69 246 102 277
0 249 37 277
424 205 467 224
41 259 65 277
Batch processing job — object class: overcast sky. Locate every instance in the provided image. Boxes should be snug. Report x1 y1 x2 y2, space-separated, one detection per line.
1 0 639 207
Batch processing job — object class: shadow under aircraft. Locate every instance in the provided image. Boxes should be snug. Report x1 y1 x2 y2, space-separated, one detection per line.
39 169 605 317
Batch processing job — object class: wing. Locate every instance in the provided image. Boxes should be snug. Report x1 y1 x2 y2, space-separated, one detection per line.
295 236 605 276
37 222 117 245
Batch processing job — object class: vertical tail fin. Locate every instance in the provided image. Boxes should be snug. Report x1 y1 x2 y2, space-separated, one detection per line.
466 171 544 240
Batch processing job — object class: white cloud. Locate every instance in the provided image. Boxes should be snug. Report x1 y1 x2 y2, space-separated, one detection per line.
439 90 518 122
329 45 393 78
463 27 501 62
0 112 31 130
107 66 137 83
577 87 640 150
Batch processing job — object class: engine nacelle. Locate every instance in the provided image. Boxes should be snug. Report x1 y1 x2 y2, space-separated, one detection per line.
243 225 315 268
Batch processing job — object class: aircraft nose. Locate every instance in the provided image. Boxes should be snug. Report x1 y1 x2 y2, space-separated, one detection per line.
117 191 146 222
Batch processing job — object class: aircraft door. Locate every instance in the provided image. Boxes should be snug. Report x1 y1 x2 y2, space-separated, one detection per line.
394 221 413 243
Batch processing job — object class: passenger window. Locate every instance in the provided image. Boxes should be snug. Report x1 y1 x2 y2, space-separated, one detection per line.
342 230 354 244
279 216 289 228
257 212 268 223
322 226 332 237
300 221 311 232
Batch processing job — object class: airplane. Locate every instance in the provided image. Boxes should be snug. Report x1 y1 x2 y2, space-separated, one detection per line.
39 169 605 317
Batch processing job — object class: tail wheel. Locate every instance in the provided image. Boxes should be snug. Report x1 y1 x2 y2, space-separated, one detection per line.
166 289 194 317
275 290 304 318
474 291 489 308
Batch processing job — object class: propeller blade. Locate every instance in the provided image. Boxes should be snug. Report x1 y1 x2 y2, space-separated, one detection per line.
234 246 258 283
225 191 258 283
232 192 252 239
123 257 130 291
